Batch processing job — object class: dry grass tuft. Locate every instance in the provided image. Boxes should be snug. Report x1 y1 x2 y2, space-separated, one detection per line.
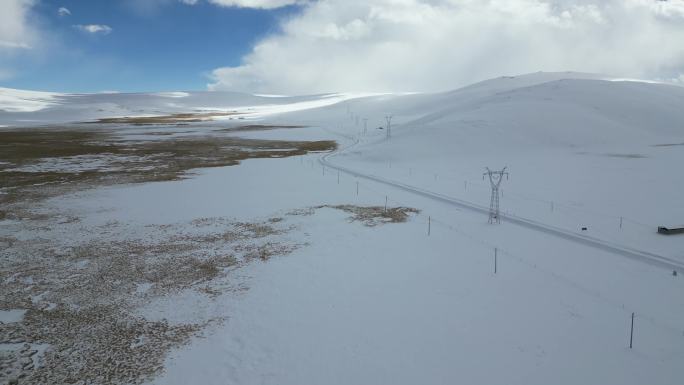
316 205 420 227
92 112 241 124
214 124 307 133
2 307 202 385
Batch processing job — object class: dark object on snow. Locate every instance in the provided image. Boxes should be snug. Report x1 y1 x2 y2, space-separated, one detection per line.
657 226 684 235
581 227 588 231
673 270 678 277
377 126 384 130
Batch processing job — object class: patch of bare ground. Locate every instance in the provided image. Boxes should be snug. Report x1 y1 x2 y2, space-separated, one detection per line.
91 112 242 124
314 205 420 227
214 124 307 133
5 308 200 385
0 216 300 385
0 127 336 218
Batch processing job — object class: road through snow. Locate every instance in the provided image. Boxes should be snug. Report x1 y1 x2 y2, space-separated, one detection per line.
319 133 684 272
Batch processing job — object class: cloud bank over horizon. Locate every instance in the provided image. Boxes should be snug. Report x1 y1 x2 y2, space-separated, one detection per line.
208 0 684 94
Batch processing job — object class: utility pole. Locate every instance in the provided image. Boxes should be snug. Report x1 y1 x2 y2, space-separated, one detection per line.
483 167 509 224
630 312 635 349
385 115 393 139
494 247 498 274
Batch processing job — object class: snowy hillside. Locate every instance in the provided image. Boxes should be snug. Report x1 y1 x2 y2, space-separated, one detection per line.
297 73 684 259
2 72 683 385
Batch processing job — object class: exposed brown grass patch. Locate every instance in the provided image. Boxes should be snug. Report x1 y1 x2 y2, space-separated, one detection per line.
4 307 201 385
316 205 420 227
215 124 307 133
92 112 241 124
0 216 299 384
0 129 116 164
0 127 336 216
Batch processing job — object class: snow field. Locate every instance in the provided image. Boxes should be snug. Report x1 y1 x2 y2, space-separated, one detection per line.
5 72 683 384
141 152 684 385
57 145 682 385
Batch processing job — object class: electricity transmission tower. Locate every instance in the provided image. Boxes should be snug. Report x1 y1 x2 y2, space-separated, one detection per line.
385 115 393 139
363 118 368 134
483 167 509 224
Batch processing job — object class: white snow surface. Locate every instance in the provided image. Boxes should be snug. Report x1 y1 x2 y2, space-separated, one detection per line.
0 309 27 324
10 72 684 384
0 86 381 126
0 87 65 113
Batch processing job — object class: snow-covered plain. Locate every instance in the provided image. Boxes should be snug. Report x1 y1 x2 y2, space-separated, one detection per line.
2 72 684 384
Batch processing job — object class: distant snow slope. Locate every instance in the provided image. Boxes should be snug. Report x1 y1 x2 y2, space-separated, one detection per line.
0 87 377 126
0 87 65 113
0 71 646 127
407 77 684 147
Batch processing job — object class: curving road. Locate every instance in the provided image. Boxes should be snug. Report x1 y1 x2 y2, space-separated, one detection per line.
319 134 684 272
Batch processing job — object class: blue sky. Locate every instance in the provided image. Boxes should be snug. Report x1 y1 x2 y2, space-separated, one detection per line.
1 1 300 92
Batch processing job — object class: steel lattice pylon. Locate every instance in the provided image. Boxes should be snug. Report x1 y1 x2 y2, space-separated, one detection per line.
483 167 509 224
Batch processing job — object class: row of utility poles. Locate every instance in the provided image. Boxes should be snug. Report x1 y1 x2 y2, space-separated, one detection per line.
345 104 392 138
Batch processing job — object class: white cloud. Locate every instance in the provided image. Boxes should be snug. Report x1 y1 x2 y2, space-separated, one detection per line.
58 7 71 16
209 0 684 94
0 0 36 52
206 0 303 8
131 0 301 11
74 24 113 35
